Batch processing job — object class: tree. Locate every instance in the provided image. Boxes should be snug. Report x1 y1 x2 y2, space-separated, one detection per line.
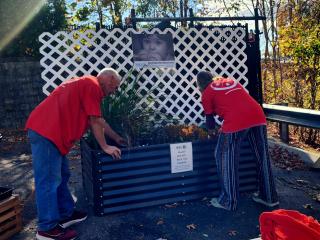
67 0 131 28
278 0 320 109
277 0 320 144
136 0 180 18
0 0 67 58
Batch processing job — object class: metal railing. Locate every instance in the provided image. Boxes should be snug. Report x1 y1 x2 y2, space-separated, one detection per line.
263 104 320 129
263 104 320 142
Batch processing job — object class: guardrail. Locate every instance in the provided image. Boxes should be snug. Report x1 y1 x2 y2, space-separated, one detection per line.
263 104 320 142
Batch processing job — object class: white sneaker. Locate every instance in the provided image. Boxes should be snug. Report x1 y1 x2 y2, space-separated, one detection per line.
252 196 279 207
210 198 229 210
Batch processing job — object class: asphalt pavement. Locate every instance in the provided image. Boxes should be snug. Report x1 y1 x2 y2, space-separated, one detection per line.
1 141 319 240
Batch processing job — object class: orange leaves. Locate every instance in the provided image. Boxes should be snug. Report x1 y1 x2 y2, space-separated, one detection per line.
165 124 208 142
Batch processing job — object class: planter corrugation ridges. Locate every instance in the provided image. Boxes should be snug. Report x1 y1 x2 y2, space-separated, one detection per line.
81 138 257 215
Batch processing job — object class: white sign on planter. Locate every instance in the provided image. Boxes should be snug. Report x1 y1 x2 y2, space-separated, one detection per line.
170 142 193 173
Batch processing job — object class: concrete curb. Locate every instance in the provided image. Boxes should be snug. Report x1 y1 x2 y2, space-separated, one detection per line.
268 137 320 168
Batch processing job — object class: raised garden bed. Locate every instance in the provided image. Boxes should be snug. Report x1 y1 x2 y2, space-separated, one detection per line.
80 70 258 215
81 137 257 216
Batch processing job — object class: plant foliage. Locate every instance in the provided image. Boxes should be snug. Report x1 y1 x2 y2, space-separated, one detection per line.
86 69 208 149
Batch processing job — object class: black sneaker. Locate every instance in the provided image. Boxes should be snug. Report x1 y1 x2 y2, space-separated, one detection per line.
36 225 77 240
59 210 88 228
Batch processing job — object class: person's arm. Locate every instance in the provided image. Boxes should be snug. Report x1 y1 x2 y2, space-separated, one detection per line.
90 116 127 146
206 114 215 130
89 116 121 160
135 50 162 61
201 92 220 138
134 50 149 61
205 114 219 138
102 119 127 146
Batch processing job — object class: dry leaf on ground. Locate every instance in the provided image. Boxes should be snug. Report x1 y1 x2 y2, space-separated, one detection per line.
186 224 197 230
228 230 238 236
157 219 164 225
303 204 313 209
164 203 178 208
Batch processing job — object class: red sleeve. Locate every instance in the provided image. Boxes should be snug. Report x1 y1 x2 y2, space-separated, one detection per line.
80 80 103 117
201 90 215 115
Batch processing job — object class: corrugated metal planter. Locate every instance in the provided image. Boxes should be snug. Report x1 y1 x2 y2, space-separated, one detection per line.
81 138 257 216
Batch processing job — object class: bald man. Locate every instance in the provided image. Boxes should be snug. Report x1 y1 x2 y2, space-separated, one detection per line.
26 68 126 240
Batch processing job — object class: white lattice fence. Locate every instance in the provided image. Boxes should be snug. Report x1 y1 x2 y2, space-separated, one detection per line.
39 27 248 125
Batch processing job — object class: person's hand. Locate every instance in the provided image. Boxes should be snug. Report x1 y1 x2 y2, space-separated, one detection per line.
102 145 121 160
208 128 219 139
135 51 149 61
147 53 162 61
115 136 128 147
135 51 162 61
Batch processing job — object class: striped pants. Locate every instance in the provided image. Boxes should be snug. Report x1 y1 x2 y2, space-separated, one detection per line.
215 125 278 210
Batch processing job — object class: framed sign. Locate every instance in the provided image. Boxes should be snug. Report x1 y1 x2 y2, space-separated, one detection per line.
170 142 193 173
132 33 175 68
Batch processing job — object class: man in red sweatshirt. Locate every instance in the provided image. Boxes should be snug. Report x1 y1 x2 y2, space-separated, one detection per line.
196 71 279 211
26 68 127 240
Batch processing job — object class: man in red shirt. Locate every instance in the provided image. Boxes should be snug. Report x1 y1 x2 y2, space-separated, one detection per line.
196 71 279 211
26 68 127 240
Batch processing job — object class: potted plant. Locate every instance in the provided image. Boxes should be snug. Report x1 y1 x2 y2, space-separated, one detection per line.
81 70 258 216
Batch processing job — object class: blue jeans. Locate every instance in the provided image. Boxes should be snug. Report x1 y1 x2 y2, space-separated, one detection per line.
28 129 74 231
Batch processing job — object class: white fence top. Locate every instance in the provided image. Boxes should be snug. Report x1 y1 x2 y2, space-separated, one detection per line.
39 27 248 125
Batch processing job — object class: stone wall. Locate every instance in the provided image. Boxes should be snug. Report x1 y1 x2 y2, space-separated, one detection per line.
0 60 45 128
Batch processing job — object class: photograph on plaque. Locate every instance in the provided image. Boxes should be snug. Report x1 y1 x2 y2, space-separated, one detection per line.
132 32 175 68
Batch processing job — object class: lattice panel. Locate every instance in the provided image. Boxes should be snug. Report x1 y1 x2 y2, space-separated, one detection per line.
39 27 248 125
